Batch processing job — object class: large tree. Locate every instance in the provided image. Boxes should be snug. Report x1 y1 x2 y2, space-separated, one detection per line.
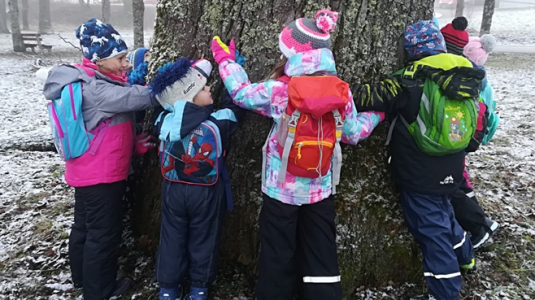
136 0 433 298
102 0 110 23
480 0 495 35
8 0 24 52
38 0 52 34
20 0 29 30
0 0 9 33
132 0 144 49
456 0 465 17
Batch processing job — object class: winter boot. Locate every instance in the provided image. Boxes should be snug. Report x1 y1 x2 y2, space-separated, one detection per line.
407 293 436 300
484 217 500 236
471 226 490 249
184 287 208 300
159 286 182 300
110 278 133 298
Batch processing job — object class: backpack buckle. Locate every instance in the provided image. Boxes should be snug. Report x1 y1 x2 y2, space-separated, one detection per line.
334 115 344 128
403 65 417 79
288 113 300 128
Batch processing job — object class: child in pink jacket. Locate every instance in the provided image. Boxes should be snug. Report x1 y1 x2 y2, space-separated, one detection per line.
43 18 158 300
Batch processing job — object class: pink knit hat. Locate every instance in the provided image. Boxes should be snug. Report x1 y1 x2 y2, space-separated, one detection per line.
463 34 496 66
278 9 339 58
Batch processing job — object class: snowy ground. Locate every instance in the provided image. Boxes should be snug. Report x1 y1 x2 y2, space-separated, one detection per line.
435 7 535 45
0 31 534 299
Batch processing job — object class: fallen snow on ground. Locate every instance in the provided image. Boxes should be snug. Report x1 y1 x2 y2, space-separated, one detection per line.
436 7 535 45
0 36 534 299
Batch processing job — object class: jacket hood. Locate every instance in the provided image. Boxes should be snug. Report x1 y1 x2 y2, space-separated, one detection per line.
414 53 485 100
285 48 337 77
43 64 128 100
155 100 212 142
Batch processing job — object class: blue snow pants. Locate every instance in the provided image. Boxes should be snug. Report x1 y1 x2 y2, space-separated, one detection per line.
400 189 474 300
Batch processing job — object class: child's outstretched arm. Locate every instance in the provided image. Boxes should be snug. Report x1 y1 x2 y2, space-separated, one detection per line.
87 80 159 114
351 75 403 113
341 90 385 145
212 36 286 119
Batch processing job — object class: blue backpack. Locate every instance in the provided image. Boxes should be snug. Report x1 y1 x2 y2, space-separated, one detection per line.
46 82 108 161
159 120 222 185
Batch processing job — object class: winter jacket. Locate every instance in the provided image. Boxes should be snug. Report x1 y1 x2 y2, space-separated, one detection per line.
43 64 159 187
219 48 385 205
351 53 485 195
154 91 245 208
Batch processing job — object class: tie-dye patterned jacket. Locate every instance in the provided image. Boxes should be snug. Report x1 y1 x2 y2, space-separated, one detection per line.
219 48 385 205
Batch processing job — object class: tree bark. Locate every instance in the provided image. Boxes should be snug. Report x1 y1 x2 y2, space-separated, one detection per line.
0 0 9 33
136 0 433 297
132 0 144 49
102 0 110 23
8 0 24 52
480 0 495 35
20 0 29 30
38 0 52 34
456 0 465 17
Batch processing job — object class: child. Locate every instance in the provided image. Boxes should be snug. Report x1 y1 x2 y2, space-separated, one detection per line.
150 58 244 300
351 21 478 300
126 47 151 77
42 18 158 300
211 9 384 300
455 34 500 248
440 17 469 56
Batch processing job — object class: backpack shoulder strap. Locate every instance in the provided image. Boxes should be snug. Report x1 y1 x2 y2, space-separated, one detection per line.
278 110 301 183
331 109 344 195
276 75 291 84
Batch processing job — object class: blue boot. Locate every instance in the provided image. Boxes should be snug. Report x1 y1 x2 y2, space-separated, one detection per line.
185 287 208 300
159 286 182 300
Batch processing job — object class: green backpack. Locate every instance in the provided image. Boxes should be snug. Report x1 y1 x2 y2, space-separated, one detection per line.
387 54 482 156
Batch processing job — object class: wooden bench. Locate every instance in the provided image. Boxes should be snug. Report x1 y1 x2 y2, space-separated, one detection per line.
21 33 53 53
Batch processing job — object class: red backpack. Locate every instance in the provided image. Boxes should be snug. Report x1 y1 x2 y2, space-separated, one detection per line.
274 75 349 192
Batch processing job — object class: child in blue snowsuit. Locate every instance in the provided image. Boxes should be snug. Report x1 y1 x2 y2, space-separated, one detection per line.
149 58 244 300
351 21 477 300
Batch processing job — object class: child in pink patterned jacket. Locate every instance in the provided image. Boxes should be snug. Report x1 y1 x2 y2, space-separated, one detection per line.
211 9 384 300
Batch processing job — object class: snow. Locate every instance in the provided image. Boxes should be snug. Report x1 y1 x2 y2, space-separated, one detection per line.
0 26 534 299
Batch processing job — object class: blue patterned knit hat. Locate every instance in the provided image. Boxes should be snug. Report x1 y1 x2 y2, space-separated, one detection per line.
404 20 446 60
76 18 128 62
127 48 149 69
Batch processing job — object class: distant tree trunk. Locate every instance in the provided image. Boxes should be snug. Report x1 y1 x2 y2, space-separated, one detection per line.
8 0 24 52
455 0 465 17
38 0 52 34
102 0 110 22
20 0 29 30
480 0 495 35
123 0 133 15
136 0 433 298
0 0 9 33
132 0 144 48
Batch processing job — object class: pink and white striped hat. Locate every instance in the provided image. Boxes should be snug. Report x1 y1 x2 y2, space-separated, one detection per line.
278 9 339 58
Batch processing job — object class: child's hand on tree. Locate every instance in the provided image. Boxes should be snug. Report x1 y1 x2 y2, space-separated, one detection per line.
211 36 236 65
135 133 156 155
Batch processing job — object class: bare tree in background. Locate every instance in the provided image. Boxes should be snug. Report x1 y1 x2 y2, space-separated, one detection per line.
480 0 495 35
39 0 52 34
132 0 144 48
455 0 465 17
21 0 29 30
102 0 110 22
0 0 9 33
8 0 24 52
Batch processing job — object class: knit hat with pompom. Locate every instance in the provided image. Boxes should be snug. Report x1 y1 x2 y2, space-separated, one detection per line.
463 34 496 66
440 16 469 55
279 9 339 58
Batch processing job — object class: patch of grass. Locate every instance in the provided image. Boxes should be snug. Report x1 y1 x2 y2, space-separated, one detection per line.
34 220 53 235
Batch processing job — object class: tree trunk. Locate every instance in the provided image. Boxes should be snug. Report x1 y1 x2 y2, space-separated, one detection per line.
38 0 52 34
136 0 433 297
8 0 24 52
132 0 144 48
20 0 29 30
102 0 110 23
480 0 495 35
456 0 465 17
0 0 9 33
